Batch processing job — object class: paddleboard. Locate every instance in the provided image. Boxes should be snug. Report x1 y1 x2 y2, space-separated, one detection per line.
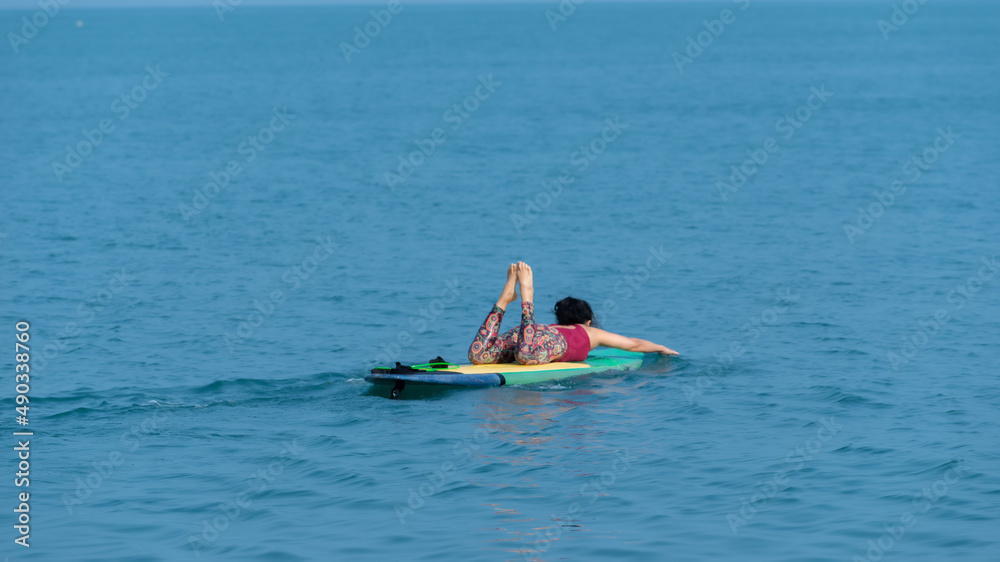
366 348 644 398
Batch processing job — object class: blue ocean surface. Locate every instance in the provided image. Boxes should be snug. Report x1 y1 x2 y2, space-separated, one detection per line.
1 1 998 560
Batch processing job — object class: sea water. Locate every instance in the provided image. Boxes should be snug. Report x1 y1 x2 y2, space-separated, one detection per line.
0 1 998 560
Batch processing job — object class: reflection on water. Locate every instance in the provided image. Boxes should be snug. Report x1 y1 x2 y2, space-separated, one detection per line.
461 366 675 560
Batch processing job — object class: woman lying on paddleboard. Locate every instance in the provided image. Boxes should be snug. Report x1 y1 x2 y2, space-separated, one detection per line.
469 262 678 365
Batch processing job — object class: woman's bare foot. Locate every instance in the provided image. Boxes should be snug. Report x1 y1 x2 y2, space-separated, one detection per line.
516 261 533 303
496 263 519 310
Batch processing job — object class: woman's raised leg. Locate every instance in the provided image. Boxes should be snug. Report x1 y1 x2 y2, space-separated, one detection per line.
514 262 567 365
468 264 520 364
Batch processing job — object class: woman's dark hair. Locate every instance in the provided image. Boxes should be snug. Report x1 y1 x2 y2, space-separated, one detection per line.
554 297 597 326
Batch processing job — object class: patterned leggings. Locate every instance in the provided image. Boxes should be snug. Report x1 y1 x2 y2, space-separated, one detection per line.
468 302 568 365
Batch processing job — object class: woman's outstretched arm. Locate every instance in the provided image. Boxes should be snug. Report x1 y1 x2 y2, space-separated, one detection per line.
589 328 678 355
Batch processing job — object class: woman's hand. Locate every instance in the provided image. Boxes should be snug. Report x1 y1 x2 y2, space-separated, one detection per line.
658 346 679 356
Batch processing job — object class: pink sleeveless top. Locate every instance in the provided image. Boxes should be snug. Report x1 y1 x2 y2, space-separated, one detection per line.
553 325 591 362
